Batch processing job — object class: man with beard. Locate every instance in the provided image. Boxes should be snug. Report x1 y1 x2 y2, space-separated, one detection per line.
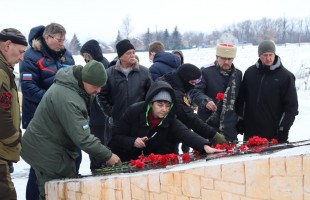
190 44 242 142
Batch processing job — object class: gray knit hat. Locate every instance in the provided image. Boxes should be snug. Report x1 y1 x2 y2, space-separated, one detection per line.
82 60 107 87
151 90 172 103
0 28 28 46
258 40 276 56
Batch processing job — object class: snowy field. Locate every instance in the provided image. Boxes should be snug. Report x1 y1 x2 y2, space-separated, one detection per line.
12 43 310 199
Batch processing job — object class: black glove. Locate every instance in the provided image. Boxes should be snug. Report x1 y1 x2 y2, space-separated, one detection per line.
278 127 289 143
212 132 227 145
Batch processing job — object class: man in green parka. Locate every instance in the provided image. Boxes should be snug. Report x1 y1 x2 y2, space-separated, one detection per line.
21 60 121 200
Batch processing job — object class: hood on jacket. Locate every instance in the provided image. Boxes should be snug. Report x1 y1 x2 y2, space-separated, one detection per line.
28 25 66 58
80 39 104 62
256 55 282 71
54 65 88 98
154 52 181 69
145 81 176 104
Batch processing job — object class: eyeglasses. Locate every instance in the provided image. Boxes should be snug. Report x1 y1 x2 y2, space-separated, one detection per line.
49 35 66 43
218 56 233 61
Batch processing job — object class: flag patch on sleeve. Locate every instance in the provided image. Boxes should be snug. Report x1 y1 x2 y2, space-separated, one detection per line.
82 123 89 130
22 74 32 81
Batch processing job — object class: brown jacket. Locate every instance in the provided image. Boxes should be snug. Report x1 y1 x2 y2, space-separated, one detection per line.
0 52 21 162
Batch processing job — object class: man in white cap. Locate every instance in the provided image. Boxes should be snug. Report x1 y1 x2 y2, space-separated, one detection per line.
237 40 298 143
190 43 242 142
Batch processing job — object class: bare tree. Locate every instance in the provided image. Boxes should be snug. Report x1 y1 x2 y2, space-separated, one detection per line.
121 15 134 39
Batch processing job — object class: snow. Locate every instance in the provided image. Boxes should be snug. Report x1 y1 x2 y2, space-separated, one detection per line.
12 43 310 199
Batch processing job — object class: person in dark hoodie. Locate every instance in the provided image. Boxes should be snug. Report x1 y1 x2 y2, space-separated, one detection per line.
80 39 110 68
109 81 224 162
159 64 227 153
21 60 121 200
19 22 78 200
236 40 298 142
80 39 110 171
148 41 181 81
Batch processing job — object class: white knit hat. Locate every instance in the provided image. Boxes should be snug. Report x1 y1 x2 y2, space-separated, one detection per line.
216 43 237 58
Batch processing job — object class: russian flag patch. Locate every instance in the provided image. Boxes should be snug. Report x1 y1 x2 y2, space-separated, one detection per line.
82 123 89 130
22 73 32 81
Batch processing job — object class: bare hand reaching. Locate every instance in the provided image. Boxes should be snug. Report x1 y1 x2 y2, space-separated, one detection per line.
106 153 121 166
203 145 225 154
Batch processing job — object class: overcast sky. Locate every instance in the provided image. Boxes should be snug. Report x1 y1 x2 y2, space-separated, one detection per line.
2 0 310 44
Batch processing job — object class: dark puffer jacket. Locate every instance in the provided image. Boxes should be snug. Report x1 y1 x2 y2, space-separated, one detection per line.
237 56 298 140
149 51 181 81
19 25 75 129
109 81 209 161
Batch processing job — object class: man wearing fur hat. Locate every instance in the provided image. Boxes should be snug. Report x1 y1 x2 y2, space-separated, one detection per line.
0 27 28 200
21 61 121 200
19 22 77 200
159 63 227 153
97 39 152 147
190 43 242 142
237 40 298 143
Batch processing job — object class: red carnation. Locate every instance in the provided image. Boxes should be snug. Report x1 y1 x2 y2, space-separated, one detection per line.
216 92 224 101
182 153 191 163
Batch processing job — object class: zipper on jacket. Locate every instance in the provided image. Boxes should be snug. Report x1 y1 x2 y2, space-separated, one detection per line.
257 74 265 104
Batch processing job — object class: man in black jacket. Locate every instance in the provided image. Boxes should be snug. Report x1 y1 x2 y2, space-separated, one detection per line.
97 39 152 145
237 40 298 142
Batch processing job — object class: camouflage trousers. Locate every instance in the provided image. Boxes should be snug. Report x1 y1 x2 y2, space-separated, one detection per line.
0 160 17 200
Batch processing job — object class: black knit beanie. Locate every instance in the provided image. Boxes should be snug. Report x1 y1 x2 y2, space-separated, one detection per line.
258 40 276 56
0 28 28 46
177 63 201 82
82 60 107 87
80 39 103 61
116 39 135 58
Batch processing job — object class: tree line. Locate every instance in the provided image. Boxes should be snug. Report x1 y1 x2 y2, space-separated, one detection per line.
66 15 310 54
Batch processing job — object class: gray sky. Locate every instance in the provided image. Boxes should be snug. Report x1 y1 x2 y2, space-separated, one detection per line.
2 0 310 44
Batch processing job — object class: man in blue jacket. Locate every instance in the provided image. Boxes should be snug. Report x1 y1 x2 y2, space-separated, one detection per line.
19 22 76 200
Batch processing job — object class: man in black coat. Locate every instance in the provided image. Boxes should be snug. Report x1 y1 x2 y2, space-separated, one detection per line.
190 44 242 142
237 40 298 142
109 81 224 161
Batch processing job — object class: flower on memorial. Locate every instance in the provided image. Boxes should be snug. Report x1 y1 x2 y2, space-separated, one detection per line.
182 153 191 163
272 138 278 145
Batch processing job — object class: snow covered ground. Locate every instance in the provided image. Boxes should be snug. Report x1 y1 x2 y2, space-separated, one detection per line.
12 43 310 199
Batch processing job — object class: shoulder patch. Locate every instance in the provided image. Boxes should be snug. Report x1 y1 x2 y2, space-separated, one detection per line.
82 123 89 130
22 73 32 81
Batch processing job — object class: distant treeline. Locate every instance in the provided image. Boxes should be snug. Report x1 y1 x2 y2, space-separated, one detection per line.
66 16 310 54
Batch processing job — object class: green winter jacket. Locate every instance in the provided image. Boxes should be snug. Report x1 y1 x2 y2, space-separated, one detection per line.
0 53 21 162
21 65 112 178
